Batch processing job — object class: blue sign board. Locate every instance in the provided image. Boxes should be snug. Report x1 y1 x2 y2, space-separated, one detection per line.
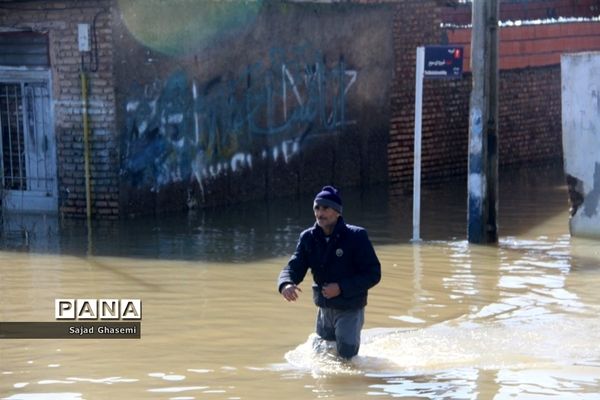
424 46 464 79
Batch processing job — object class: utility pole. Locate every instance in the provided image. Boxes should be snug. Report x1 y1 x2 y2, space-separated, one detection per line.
468 0 499 244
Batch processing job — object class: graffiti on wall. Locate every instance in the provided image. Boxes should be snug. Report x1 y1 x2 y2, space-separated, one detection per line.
122 45 358 198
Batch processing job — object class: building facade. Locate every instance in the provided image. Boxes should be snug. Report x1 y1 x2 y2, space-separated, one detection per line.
0 0 599 219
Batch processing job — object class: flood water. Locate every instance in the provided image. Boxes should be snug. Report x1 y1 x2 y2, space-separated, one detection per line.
2 163 600 400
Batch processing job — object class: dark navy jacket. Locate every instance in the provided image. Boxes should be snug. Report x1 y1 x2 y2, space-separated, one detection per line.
278 217 381 310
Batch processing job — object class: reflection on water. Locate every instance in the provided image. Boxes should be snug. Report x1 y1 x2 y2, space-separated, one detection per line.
1 164 568 261
2 163 600 399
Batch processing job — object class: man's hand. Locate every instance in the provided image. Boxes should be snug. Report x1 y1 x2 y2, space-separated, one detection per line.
281 284 302 302
321 283 341 299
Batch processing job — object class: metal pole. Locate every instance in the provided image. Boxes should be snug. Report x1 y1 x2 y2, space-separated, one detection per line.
412 47 424 243
81 71 92 222
81 70 93 256
486 0 500 244
467 0 499 244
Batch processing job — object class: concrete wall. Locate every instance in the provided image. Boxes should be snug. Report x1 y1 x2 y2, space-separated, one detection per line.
561 52 600 239
113 1 394 215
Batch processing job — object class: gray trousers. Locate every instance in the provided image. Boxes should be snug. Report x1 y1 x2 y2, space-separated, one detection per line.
315 307 364 359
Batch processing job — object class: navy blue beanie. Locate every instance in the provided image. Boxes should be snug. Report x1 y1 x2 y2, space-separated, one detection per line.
314 186 342 214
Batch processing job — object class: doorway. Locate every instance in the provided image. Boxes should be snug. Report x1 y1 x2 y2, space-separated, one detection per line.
1 70 57 212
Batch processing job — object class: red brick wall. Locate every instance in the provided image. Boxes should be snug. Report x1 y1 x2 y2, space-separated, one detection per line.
388 0 446 190
499 67 563 164
444 0 599 25
448 21 600 71
0 0 119 219
388 0 600 190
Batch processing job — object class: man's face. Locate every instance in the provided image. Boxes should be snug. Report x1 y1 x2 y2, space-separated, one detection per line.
314 204 340 233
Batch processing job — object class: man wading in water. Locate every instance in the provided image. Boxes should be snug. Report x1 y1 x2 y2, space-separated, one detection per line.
277 186 381 360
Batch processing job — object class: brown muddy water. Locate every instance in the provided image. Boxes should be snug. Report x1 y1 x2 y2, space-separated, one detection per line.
1 164 600 400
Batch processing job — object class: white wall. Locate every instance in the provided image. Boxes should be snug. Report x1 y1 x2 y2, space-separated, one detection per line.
561 51 600 239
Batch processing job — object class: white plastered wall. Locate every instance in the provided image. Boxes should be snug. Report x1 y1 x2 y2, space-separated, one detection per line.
561 51 600 239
